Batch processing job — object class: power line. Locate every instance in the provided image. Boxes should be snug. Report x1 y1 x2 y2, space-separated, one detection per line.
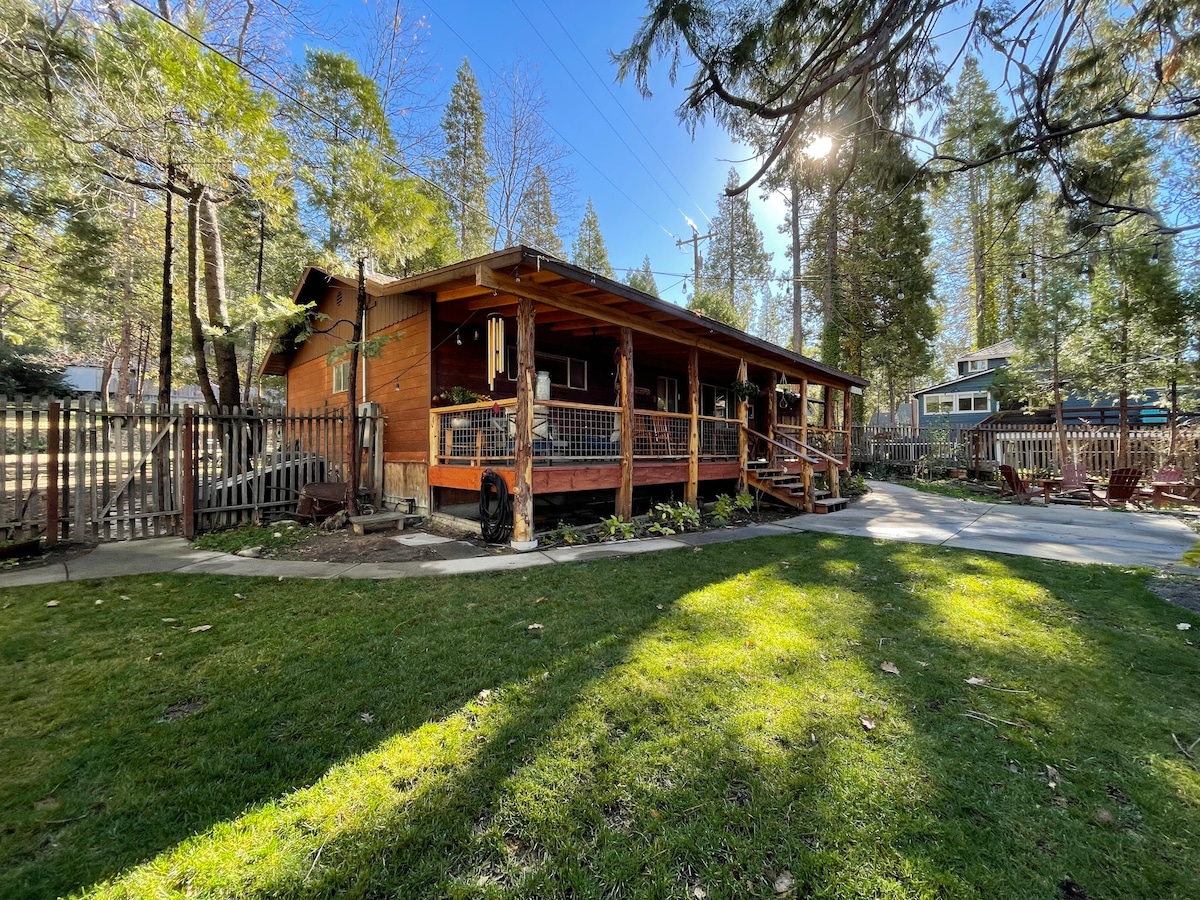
123 0 509 242
424 6 672 241
519 0 711 227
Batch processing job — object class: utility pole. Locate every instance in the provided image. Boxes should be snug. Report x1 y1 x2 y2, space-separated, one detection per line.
676 222 711 300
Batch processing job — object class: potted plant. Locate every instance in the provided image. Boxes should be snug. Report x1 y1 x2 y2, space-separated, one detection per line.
434 387 490 426
729 379 759 401
778 386 800 409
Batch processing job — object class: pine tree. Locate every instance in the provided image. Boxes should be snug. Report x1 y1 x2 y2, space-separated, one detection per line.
933 56 1030 350
626 255 659 296
570 199 614 278
703 168 774 335
514 165 562 255
434 58 492 259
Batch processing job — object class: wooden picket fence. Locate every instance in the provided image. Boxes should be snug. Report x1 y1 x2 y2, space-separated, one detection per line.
0 398 383 542
852 420 1200 480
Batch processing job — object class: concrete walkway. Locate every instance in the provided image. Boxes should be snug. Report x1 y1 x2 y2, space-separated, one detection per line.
1 481 1195 587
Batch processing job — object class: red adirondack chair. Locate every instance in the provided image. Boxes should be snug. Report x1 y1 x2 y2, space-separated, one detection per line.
999 465 1042 504
1051 461 1096 506
1092 467 1144 509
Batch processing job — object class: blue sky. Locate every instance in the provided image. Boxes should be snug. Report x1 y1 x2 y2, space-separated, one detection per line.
319 0 783 305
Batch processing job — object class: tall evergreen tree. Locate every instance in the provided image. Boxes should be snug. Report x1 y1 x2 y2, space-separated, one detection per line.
626 255 659 296
933 56 1030 350
703 168 774 335
434 58 492 259
570 199 614 278
513 165 562 255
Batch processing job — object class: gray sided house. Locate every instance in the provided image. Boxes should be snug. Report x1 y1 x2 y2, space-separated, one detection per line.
912 339 1177 429
913 340 1012 427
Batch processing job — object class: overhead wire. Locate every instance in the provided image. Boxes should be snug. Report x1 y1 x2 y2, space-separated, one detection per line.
423 6 672 241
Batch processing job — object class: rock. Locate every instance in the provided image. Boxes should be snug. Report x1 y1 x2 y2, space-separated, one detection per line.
235 546 264 558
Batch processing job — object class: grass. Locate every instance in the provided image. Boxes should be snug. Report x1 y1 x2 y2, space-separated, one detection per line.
898 478 1006 503
2 535 1199 899
191 522 319 555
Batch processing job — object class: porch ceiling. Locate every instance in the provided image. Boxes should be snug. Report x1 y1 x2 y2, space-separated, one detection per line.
423 249 867 389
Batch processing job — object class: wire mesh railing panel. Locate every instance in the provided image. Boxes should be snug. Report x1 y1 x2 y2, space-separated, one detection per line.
543 402 620 462
632 411 689 460
699 417 739 460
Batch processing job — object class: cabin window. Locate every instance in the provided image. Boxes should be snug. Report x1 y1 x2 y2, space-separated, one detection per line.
505 348 588 390
332 360 349 394
966 359 988 372
701 384 730 419
924 393 953 414
656 376 679 412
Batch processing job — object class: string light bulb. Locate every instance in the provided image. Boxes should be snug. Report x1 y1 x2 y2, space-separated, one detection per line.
1150 244 1160 266
456 331 462 346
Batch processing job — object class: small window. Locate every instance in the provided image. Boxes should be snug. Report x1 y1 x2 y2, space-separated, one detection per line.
966 359 988 372
568 358 587 391
656 376 678 412
332 360 349 394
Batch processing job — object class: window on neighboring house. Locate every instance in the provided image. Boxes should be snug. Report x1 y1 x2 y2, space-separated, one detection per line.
957 392 991 412
966 359 988 372
332 359 349 394
924 393 953 414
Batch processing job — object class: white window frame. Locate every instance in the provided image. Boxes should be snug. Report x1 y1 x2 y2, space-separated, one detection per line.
925 390 990 415
924 393 953 415
966 359 988 372
332 359 349 394
505 348 588 390
656 376 679 412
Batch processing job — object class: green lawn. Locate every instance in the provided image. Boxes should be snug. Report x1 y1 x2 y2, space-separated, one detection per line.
2 536 1198 899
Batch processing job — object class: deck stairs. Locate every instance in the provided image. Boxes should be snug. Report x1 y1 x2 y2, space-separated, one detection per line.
745 458 848 514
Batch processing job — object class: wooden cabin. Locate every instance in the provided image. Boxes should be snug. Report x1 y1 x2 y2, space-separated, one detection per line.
262 247 868 548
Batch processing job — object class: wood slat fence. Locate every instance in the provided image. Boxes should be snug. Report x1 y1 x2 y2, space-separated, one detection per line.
852 420 1200 480
1 398 382 542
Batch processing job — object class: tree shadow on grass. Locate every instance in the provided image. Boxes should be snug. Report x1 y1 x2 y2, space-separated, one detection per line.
0 550 761 900
3 535 1199 899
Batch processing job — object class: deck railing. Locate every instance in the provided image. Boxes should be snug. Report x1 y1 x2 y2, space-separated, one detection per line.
431 400 740 466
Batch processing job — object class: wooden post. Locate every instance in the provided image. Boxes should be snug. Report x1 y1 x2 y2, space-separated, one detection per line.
181 406 195 539
685 347 699 507
843 387 852 470
799 376 809 448
46 401 60 545
512 298 536 549
736 359 749 494
617 327 634 520
766 372 777 469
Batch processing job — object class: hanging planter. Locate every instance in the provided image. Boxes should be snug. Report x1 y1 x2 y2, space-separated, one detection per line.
729 379 759 401
778 387 800 409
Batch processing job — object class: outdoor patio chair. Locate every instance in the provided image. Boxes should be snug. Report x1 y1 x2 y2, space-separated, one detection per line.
998 465 1042 504
1092 467 1144 509
1050 461 1096 506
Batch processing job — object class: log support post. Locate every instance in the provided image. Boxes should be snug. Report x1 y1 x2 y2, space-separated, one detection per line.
617 327 634 520
512 298 537 550
685 347 699 507
736 359 749 494
766 372 777 469
843 387 853 471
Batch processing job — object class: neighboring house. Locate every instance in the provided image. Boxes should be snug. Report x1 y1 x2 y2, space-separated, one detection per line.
262 246 868 546
913 339 1180 428
912 340 1013 427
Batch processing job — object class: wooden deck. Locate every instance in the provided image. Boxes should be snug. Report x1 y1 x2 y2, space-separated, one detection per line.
429 460 742 493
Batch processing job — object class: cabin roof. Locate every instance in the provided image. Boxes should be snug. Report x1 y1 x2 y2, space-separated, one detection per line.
263 246 869 388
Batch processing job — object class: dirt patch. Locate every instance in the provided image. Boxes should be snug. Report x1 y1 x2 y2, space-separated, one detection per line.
1147 575 1200 615
159 698 207 723
276 520 499 564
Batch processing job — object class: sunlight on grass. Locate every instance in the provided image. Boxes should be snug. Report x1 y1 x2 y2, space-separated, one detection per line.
2 536 1197 899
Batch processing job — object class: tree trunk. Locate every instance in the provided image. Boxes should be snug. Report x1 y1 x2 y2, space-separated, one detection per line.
789 178 804 354
969 167 986 347
158 169 174 408
198 195 241 408
115 278 133 408
187 189 218 408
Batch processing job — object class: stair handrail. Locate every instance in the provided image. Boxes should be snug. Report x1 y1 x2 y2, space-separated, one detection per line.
744 427 820 465
749 427 844 469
